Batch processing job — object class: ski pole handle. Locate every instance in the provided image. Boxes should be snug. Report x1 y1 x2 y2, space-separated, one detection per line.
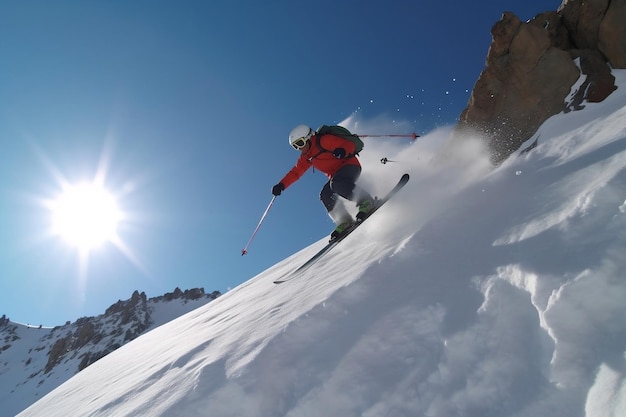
241 196 277 255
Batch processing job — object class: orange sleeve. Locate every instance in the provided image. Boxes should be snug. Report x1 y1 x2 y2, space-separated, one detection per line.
279 154 312 189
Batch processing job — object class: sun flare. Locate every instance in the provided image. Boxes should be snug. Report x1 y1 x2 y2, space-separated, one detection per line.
50 182 122 251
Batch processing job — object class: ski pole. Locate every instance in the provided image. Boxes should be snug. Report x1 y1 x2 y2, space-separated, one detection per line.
241 196 276 256
358 133 420 140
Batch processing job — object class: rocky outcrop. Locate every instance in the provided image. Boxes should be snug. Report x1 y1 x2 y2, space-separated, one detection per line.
560 0 626 68
455 0 624 164
598 0 626 68
156 287 221 302
45 335 72 373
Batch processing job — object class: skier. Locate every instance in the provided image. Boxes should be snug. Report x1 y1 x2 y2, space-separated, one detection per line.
272 124 376 240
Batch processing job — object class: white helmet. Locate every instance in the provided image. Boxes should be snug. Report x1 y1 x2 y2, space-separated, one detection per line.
288 124 315 149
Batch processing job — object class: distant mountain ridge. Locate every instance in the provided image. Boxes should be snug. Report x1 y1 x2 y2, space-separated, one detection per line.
0 287 220 417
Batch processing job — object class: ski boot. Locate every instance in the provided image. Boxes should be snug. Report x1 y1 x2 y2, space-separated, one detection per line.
329 220 354 242
355 198 377 222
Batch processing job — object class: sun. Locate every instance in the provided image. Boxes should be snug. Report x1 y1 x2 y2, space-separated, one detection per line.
49 182 122 251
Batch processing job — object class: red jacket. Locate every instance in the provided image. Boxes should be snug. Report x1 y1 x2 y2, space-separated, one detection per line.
279 133 361 189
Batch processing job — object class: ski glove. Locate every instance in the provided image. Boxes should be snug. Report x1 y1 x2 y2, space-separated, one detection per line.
272 182 285 196
333 148 346 159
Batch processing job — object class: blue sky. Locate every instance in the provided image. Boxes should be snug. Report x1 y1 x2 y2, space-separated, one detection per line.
0 0 561 325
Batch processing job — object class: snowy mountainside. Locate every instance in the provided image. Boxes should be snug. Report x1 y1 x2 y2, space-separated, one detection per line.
0 288 220 417
17 71 626 417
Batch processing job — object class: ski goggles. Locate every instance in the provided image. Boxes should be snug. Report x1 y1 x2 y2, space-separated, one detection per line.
291 137 309 150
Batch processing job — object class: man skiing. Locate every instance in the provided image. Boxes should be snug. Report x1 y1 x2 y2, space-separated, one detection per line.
272 124 376 240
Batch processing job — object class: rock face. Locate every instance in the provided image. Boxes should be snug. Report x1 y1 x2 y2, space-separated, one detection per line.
561 0 626 67
456 0 624 164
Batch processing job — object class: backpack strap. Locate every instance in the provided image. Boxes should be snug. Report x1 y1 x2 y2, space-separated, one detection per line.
307 134 329 162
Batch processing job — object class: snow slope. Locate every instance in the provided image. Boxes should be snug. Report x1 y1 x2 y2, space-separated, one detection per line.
17 71 626 417
1 291 218 417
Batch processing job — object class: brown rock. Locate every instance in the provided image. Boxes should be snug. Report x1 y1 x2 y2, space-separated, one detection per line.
457 11 579 164
559 0 610 49
454 0 624 164
45 336 71 373
598 0 626 68
568 49 617 108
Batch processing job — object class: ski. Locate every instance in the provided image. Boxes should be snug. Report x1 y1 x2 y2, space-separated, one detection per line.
273 173 409 284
